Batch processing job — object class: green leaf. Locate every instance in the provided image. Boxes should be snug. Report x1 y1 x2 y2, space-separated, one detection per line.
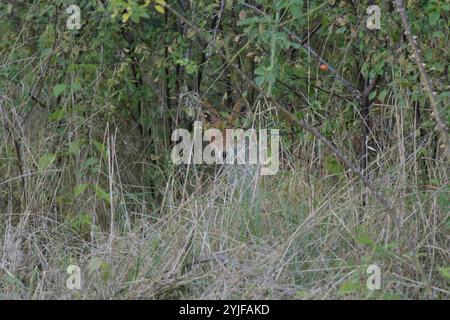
339 280 359 295
100 261 112 281
70 212 92 233
369 90 377 101
49 108 65 121
4 270 26 289
87 257 112 282
74 184 89 196
356 235 374 247
37 153 56 170
52 84 67 98
92 140 105 155
155 5 165 14
82 157 98 169
122 12 131 23
6 3 13 15
439 266 450 279
436 189 449 211
94 185 110 204
185 62 197 75
325 155 344 176
378 89 388 101
432 31 444 38
88 257 103 275
429 11 440 26
382 293 402 300
68 140 83 154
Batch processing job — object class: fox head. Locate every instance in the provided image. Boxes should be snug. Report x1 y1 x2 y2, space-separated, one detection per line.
199 97 251 159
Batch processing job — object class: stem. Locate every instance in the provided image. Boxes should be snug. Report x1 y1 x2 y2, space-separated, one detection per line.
393 0 450 162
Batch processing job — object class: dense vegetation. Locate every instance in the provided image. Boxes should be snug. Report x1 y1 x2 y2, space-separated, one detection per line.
0 0 449 299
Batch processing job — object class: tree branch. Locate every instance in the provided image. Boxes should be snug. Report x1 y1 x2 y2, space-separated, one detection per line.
393 0 450 161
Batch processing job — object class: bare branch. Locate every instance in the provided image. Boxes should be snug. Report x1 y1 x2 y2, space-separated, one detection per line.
393 0 450 161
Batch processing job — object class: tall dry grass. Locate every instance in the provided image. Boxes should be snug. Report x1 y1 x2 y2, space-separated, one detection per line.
0 92 448 299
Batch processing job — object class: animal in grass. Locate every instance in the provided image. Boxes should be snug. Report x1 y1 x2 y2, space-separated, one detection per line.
196 97 261 190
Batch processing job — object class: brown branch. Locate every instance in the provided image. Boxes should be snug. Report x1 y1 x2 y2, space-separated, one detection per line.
0 97 25 206
301 21 322 45
23 36 60 124
393 0 450 161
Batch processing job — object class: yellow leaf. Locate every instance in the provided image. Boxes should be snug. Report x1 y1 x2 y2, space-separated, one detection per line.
155 0 167 5
186 29 196 38
122 12 131 23
226 0 233 10
150 154 160 161
155 5 165 14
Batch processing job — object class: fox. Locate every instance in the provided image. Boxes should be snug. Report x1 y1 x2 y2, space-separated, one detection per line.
201 97 261 161
197 97 260 189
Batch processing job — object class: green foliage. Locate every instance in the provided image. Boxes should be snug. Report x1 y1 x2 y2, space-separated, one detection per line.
37 153 56 171
110 0 166 23
0 0 448 300
88 257 113 282
439 267 450 280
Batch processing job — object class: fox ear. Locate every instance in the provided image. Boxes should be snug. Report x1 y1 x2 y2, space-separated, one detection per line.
228 97 250 124
235 97 251 114
199 100 220 125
